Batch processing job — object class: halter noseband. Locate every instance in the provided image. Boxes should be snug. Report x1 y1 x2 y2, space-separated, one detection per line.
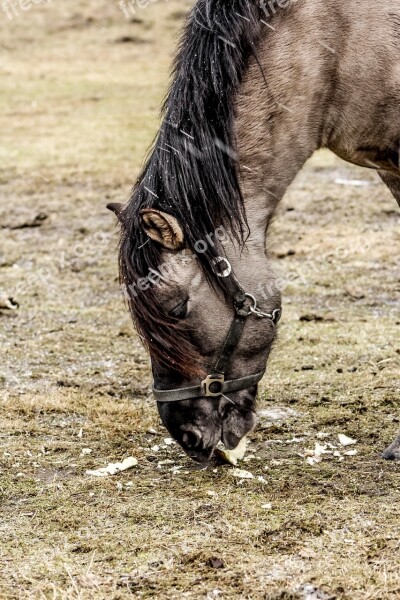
152 258 281 404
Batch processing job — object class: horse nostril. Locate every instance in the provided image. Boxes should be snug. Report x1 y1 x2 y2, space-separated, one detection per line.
181 428 202 449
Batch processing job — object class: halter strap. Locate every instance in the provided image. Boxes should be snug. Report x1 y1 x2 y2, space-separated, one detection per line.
153 257 281 404
152 370 266 403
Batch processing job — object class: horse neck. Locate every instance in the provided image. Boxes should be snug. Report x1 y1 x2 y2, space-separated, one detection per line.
234 116 316 257
233 19 327 253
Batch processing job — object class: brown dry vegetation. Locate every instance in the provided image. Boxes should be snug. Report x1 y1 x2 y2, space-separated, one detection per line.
0 1 399 599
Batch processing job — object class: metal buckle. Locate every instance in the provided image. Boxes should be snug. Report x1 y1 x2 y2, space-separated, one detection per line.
201 374 225 397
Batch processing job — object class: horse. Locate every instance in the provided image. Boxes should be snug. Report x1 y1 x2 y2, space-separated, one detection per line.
108 0 400 463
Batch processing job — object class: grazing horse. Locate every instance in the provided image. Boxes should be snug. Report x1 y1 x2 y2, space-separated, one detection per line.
108 0 400 462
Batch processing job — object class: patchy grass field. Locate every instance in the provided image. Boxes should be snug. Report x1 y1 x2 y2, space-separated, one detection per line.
0 2 399 598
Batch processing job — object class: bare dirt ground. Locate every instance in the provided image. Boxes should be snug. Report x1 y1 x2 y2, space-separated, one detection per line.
0 2 399 599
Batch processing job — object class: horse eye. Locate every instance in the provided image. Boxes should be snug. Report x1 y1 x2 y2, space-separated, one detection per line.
169 300 188 319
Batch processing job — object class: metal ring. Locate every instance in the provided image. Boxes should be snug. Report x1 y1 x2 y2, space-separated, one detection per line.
272 308 282 324
244 293 257 309
239 293 256 317
212 256 232 278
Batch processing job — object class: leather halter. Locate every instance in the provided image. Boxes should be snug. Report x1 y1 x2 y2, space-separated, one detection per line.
153 258 281 404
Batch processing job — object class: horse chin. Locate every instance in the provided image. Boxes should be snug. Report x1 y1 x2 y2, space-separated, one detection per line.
185 447 216 464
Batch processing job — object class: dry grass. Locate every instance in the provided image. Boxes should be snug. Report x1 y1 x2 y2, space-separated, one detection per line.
0 1 399 599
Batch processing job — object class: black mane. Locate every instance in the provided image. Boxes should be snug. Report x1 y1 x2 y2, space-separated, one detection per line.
119 0 264 375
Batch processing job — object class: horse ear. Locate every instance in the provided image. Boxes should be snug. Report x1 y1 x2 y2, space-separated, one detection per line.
140 208 184 250
107 203 125 223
